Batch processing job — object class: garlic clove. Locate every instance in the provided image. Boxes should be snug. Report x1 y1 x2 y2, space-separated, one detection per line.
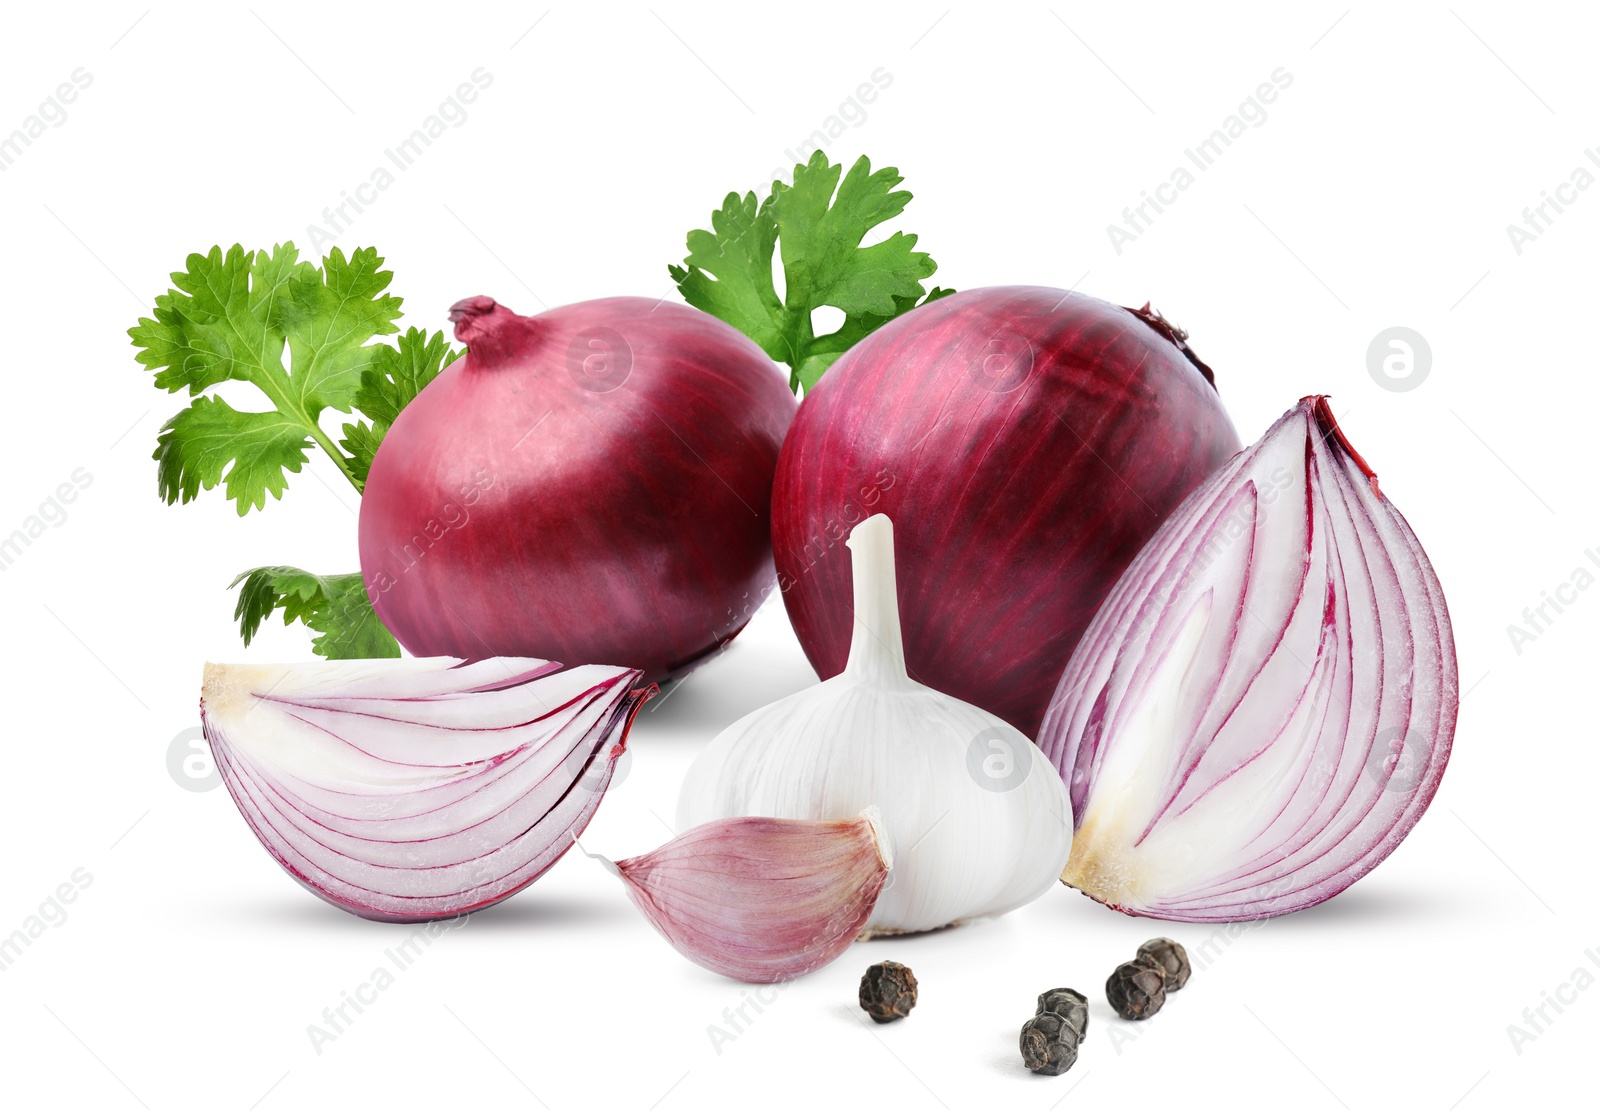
610 809 892 983
202 657 652 922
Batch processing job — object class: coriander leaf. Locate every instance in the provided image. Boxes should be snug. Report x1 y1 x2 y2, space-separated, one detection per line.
355 327 459 427
339 327 460 484
130 243 404 511
669 191 783 357
155 396 312 508
231 566 399 659
670 152 946 392
338 420 384 487
283 246 406 413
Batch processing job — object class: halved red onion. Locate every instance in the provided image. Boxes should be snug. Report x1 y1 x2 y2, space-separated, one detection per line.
201 657 651 922
1040 397 1457 921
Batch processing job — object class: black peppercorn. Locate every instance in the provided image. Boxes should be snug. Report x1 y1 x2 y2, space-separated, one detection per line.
1034 988 1089 1042
1019 1012 1079 1075
859 961 917 1023
1135 938 1191 992
1106 960 1166 1020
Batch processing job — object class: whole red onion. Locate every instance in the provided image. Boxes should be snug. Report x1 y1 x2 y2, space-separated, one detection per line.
771 286 1240 737
359 296 796 681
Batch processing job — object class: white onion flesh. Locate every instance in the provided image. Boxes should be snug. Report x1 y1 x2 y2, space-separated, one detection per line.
1040 397 1457 921
202 657 648 922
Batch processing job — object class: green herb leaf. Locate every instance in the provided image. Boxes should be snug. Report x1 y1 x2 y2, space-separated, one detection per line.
130 243 404 512
670 152 948 392
231 566 399 659
341 327 460 484
337 420 385 488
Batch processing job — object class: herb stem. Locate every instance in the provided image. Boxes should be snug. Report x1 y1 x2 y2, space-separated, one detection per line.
305 419 364 494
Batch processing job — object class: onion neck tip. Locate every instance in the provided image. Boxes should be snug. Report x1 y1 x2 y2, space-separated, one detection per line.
1304 395 1382 497
448 295 539 363
1127 301 1216 389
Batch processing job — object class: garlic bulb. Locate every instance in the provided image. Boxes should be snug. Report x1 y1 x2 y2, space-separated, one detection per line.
678 514 1073 935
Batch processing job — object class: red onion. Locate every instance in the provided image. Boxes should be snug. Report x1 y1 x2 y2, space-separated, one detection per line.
772 286 1239 736
201 657 651 922
1040 397 1457 921
359 297 797 681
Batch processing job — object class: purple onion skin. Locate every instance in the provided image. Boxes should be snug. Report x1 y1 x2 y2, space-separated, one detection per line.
772 286 1240 737
360 297 797 682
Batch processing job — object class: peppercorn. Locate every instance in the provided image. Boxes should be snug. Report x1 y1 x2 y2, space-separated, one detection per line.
859 961 917 1023
1135 937 1191 992
1106 960 1166 1020
1019 1011 1079 1075
1034 987 1089 1043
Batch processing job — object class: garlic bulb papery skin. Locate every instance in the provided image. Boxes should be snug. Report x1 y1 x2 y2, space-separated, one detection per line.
203 656 649 922
1040 396 1457 922
678 513 1073 935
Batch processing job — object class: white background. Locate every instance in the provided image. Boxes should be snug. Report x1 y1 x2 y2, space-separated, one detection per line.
1 2 1592 1115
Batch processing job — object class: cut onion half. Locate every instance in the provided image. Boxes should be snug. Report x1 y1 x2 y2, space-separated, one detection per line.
1040 397 1458 921
201 657 651 922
